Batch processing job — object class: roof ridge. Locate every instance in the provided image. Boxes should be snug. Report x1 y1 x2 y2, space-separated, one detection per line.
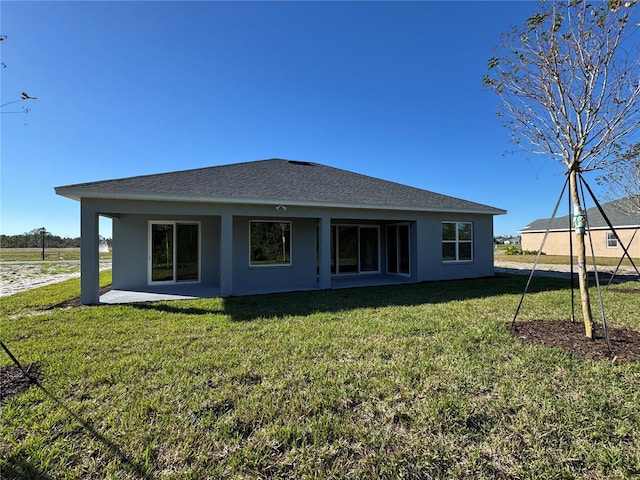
55 159 506 215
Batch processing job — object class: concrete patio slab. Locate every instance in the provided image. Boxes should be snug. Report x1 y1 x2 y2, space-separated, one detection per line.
100 285 220 304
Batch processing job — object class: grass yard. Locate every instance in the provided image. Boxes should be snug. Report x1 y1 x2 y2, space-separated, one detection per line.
494 252 640 267
0 248 112 262
1 272 639 479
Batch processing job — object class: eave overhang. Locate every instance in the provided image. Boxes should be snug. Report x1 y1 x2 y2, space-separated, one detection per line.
54 188 507 216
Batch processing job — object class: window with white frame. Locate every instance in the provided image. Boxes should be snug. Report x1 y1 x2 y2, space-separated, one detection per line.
442 222 473 262
606 231 618 248
250 221 291 266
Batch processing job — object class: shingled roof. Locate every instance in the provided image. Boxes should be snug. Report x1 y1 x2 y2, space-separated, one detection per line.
520 196 640 232
55 158 506 215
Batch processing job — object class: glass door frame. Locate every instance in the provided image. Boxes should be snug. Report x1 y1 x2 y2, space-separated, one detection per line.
386 223 411 276
330 224 381 275
148 221 201 285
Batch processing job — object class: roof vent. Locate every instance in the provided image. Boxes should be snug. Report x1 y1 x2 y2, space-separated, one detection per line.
287 160 314 166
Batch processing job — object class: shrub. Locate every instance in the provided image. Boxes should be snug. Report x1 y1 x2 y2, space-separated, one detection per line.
503 246 544 256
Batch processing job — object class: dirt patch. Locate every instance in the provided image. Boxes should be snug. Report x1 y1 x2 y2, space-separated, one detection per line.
0 261 112 297
509 320 640 363
608 287 640 294
0 363 43 402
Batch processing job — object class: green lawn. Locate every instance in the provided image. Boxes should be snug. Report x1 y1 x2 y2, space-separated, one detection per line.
494 252 640 267
0 247 112 262
1 273 639 479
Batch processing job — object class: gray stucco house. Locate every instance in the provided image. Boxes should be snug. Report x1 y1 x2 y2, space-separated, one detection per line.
55 158 506 304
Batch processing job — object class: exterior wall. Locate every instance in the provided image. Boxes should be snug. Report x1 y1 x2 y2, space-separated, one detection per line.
112 213 220 290
415 212 495 281
521 228 640 258
111 215 147 289
232 216 319 295
80 197 500 300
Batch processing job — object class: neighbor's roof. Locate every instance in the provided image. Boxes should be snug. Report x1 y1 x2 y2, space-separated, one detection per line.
520 196 640 233
55 158 506 215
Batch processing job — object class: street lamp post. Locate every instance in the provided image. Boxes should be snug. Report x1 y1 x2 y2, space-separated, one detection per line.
39 227 47 261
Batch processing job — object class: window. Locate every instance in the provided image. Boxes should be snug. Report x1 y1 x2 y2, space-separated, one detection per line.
331 225 380 274
150 222 200 283
607 231 618 248
250 221 291 266
442 222 473 262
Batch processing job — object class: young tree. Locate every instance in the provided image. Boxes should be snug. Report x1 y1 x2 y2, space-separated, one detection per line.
484 0 640 338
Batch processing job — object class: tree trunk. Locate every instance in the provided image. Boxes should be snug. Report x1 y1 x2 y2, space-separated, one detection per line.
569 170 595 339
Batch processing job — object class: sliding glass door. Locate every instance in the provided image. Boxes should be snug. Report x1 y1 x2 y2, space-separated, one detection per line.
176 223 199 281
331 225 380 274
387 223 410 275
151 224 174 282
359 226 379 272
150 222 200 284
337 226 358 273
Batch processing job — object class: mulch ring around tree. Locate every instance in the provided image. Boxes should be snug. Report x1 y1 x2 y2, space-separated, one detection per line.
608 287 640 294
509 320 640 363
1 363 43 403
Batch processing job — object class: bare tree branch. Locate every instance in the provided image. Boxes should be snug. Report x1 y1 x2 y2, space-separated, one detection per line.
597 142 640 214
484 0 640 171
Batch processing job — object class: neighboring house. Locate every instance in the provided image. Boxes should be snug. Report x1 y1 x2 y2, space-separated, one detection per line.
520 196 640 259
55 158 506 304
495 236 521 245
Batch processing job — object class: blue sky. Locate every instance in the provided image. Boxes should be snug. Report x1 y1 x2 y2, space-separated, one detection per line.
1 0 594 239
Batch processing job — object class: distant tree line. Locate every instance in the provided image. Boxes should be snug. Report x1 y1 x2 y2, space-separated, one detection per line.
0 229 111 248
